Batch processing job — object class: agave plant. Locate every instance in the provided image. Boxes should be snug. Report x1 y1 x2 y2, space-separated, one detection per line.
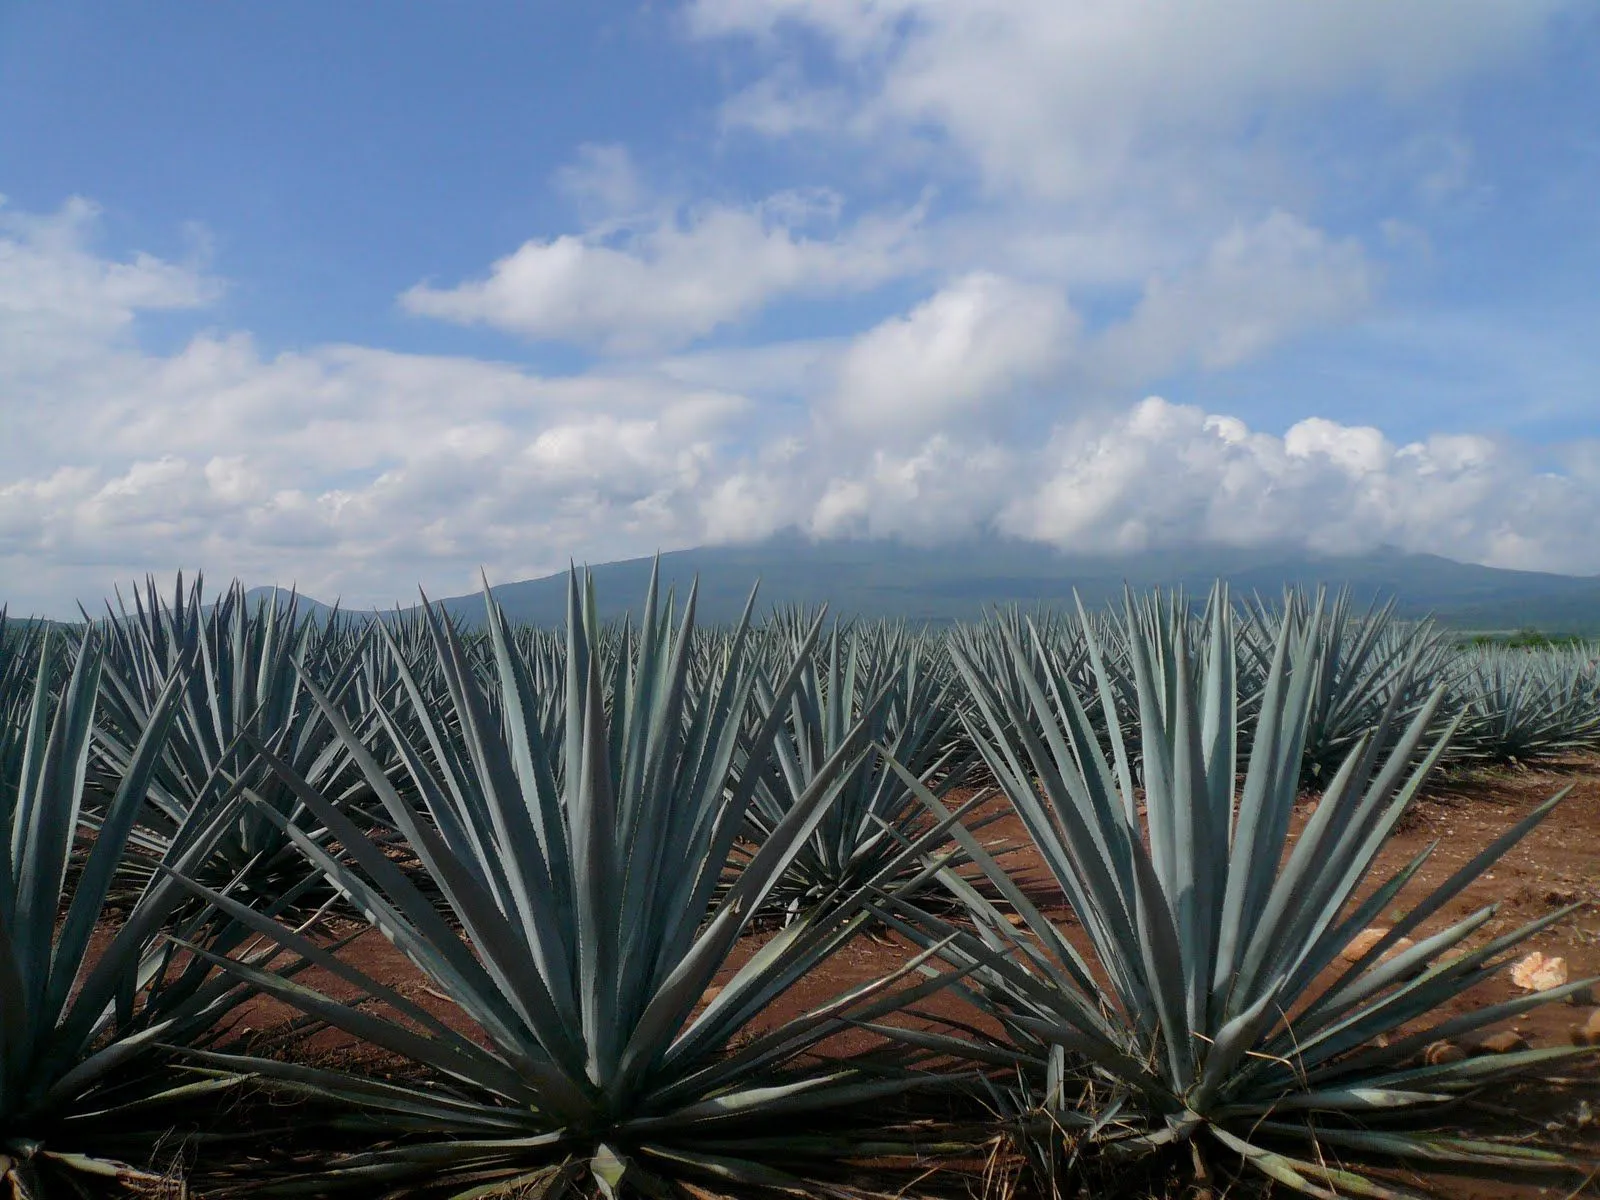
741 621 974 915
948 609 1085 764
0 632 272 1197
94 576 367 903
173 571 962 1197
1449 645 1600 763
1239 588 1452 786
880 585 1596 1196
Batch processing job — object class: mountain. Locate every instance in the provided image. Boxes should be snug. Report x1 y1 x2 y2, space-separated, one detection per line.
382 536 1600 633
240 587 343 623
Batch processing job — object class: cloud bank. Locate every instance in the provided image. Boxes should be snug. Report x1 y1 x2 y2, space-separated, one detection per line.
3 196 1596 617
691 0 1572 201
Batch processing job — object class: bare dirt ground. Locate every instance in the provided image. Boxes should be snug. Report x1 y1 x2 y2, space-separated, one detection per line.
201 755 1600 1197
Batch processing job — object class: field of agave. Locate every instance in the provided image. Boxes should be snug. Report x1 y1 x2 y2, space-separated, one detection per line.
1 572 1597 1199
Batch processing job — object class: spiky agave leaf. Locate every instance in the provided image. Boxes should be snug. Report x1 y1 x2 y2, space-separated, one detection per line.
174 568 961 1197
0 609 54 835
883 583 1597 1196
0 631 278 1197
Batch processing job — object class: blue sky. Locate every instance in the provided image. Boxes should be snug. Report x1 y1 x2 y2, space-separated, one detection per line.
2 1 1598 613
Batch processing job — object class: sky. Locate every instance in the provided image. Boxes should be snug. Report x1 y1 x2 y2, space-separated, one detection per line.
2 1 1598 616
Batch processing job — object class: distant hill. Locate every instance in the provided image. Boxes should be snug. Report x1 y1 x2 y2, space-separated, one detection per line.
238 587 344 624
384 537 1600 634
236 538 1600 633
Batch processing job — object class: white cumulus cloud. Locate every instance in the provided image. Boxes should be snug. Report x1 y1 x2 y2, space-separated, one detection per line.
825 272 1076 439
693 0 1575 200
401 188 924 354
0 195 217 377
1001 397 1598 572
1091 212 1374 382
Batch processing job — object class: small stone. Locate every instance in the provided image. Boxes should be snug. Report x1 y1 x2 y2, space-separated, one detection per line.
1342 928 1387 961
1341 927 1416 965
1423 1040 1466 1065
1510 951 1569 992
699 985 723 1007
1475 1030 1530 1055
1564 984 1596 1007
1583 1009 1600 1046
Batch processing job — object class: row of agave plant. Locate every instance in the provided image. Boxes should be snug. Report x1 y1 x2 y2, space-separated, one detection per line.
0 574 1596 1199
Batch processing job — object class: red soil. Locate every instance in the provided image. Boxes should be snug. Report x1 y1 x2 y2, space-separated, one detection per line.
203 755 1600 1196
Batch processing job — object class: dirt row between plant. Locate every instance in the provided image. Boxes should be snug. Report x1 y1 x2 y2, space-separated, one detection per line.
197 756 1600 1197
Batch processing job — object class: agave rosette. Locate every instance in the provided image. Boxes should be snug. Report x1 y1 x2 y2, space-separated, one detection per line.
1239 588 1453 786
172 571 965 1197
742 620 976 915
876 585 1596 1195
94 577 367 904
1 632 282 1197
1449 644 1600 762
